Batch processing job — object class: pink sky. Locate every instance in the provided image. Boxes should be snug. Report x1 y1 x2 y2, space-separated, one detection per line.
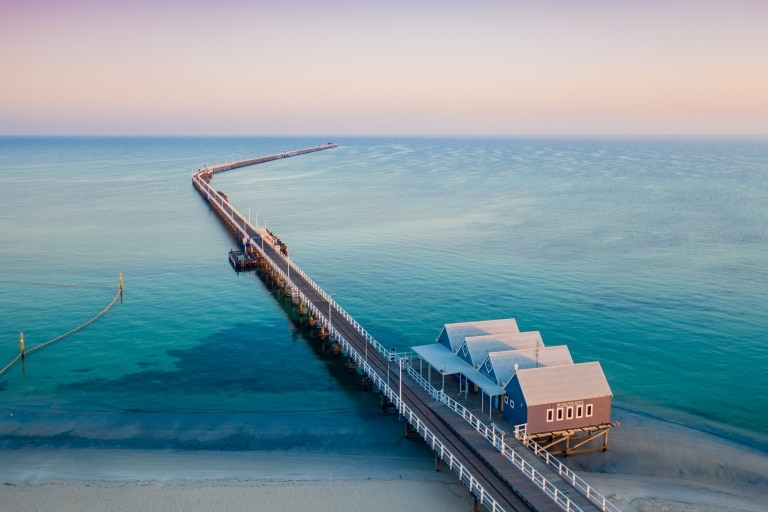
1 0 767 135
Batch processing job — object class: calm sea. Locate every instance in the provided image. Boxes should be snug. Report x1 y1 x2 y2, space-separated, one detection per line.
1 136 767 458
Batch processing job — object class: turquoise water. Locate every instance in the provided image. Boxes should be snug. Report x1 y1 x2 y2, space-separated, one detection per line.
1 136 767 455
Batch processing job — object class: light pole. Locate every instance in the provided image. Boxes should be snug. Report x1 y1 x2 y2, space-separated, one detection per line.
399 357 408 418
398 357 402 416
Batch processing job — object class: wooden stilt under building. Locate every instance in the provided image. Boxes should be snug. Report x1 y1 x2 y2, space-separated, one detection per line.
528 422 619 456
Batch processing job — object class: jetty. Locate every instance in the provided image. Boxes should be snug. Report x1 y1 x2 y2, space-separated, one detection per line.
192 144 621 512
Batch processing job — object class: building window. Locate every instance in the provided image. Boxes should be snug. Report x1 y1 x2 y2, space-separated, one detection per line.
576 405 583 418
509 400 514 409
546 408 554 422
557 408 564 421
586 403 593 417
566 406 574 420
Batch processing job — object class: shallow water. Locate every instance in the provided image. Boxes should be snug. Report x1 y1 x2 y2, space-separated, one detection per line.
1 136 767 456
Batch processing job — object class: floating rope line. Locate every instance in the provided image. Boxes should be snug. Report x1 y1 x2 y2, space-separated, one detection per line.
0 276 123 378
0 279 118 289
0 355 21 377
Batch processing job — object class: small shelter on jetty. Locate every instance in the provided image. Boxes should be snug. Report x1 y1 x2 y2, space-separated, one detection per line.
412 318 618 455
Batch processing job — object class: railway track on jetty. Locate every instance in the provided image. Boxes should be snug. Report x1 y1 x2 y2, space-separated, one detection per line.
192 143 620 512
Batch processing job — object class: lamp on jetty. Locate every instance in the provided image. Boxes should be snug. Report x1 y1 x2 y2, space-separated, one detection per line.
399 356 408 418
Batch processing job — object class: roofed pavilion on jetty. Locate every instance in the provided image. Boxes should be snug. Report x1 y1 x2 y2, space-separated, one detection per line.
412 318 618 455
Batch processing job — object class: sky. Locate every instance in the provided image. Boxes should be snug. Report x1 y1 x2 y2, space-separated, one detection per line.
1 0 767 136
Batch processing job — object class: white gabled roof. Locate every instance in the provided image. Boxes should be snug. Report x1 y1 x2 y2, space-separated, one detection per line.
437 318 519 352
515 361 612 406
464 330 544 351
482 345 574 386
457 338 524 368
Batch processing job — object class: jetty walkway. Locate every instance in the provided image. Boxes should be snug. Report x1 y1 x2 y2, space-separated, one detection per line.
192 144 620 512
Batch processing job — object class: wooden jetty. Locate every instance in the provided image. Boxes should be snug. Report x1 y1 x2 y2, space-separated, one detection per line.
192 144 622 512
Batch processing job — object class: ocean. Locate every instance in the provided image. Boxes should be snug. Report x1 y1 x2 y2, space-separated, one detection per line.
1 135 767 462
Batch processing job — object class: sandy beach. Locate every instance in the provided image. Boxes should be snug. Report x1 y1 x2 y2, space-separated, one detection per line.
1 479 473 512
0 450 473 512
2 409 767 512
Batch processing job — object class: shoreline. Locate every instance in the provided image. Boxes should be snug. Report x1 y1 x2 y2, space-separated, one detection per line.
1 480 474 512
2 409 767 512
0 450 455 485
611 401 768 455
0 450 474 512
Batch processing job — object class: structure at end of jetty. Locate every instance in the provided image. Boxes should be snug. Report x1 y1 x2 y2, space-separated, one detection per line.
414 318 619 456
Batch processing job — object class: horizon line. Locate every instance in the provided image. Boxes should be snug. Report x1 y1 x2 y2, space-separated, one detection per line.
2 133 767 139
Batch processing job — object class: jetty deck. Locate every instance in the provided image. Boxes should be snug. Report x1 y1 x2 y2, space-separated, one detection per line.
192 144 620 512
